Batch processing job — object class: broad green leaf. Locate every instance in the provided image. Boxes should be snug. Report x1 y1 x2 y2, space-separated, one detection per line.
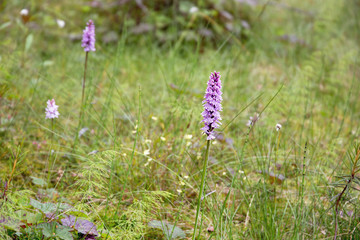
25 34 33 53
15 210 42 224
30 176 48 187
148 220 186 239
0 217 21 231
27 212 43 224
30 198 73 214
38 222 73 240
0 22 11 30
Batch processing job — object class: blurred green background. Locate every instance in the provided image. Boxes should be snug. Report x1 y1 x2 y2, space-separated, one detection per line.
2 0 360 239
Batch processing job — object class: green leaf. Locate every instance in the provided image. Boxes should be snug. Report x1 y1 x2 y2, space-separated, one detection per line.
30 199 55 214
37 222 73 240
25 34 33 53
0 22 11 30
27 212 43 224
30 176 48 187
30 198 73 214
15 210 42 224
148 220 186 239
67 210 88 218
0 217 21 231
56 225 74 240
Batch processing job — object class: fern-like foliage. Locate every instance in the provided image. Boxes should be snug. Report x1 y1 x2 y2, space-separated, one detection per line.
72 150 173 239
110 191 173 239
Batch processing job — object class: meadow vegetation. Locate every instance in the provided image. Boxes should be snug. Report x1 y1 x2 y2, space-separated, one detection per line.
1 0 360 239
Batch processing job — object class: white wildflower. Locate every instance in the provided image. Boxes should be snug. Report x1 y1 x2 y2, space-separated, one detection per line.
56 19 65 28
20 9 29 16
189 6 199 14
184 134 192 140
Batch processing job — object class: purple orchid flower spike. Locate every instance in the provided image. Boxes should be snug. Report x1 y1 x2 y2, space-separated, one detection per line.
201 71 223 140
81 20 96 52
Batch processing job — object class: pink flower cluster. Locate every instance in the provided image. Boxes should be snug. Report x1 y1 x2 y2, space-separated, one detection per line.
201 71 223 140
81 20 96 52
45 99 60 119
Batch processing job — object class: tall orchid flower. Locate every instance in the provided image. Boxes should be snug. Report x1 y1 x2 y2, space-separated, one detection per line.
45 99 59 184
201 71 223 140
193 71 223 239
81 20 95 113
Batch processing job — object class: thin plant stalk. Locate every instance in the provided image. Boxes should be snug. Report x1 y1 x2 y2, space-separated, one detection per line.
80 51 89 120
73 52 89 150
8 146 20 187
274 130 281 203
334 145 360 240
47 118 54 185
192 140 211 240
74 19 95 150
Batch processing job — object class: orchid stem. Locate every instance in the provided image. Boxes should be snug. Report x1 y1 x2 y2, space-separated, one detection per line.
80 51 88 121
192 139 211 240
73 52 89 151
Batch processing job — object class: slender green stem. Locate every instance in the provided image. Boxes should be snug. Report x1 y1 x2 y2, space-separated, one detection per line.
192 139 211 240
81 51 89 119
51 118 54 140
47 118 54 185
73 51 89 150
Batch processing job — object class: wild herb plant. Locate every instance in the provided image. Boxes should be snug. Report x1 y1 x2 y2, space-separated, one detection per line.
193 72 222 239
45 99 60 185
80 20 96 115
74 20 96 149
